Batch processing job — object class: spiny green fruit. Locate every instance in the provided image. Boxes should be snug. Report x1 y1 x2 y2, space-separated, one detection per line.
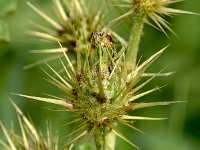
14 30 181 149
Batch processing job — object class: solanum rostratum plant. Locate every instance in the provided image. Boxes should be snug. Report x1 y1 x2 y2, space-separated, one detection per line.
0 0 198 150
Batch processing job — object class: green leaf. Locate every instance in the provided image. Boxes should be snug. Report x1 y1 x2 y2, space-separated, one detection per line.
0 19 10 42
0 0 17 17
75 143 95 150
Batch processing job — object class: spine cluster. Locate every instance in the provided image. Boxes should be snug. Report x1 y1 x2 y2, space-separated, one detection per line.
0 0 196 150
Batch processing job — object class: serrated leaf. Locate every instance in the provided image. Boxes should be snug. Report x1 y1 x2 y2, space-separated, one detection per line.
0 20 10 42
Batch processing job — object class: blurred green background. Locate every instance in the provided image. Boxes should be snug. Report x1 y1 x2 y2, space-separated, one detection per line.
0 0 200 149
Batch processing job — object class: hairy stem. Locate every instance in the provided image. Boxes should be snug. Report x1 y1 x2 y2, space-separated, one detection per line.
95 127 116 150
126 14 145 72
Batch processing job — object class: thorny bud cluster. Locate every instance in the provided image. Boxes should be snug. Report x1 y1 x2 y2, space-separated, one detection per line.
0 0 197 150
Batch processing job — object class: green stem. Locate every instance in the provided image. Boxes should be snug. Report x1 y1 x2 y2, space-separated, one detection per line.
126 14 145 72
95 127 116 150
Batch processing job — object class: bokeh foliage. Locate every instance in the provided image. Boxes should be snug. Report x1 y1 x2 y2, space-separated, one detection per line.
0 0 200 149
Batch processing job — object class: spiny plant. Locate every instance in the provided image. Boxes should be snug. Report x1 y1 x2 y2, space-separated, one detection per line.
24 0 105 69
13 31 179 150
0 100 61 150
111 0 197 71
0 0 197 150
25 0 126 70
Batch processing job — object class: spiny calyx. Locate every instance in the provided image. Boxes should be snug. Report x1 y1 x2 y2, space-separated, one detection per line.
133 0 165 14
14 31 178 148
113 0 196 34
28 0 103 50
